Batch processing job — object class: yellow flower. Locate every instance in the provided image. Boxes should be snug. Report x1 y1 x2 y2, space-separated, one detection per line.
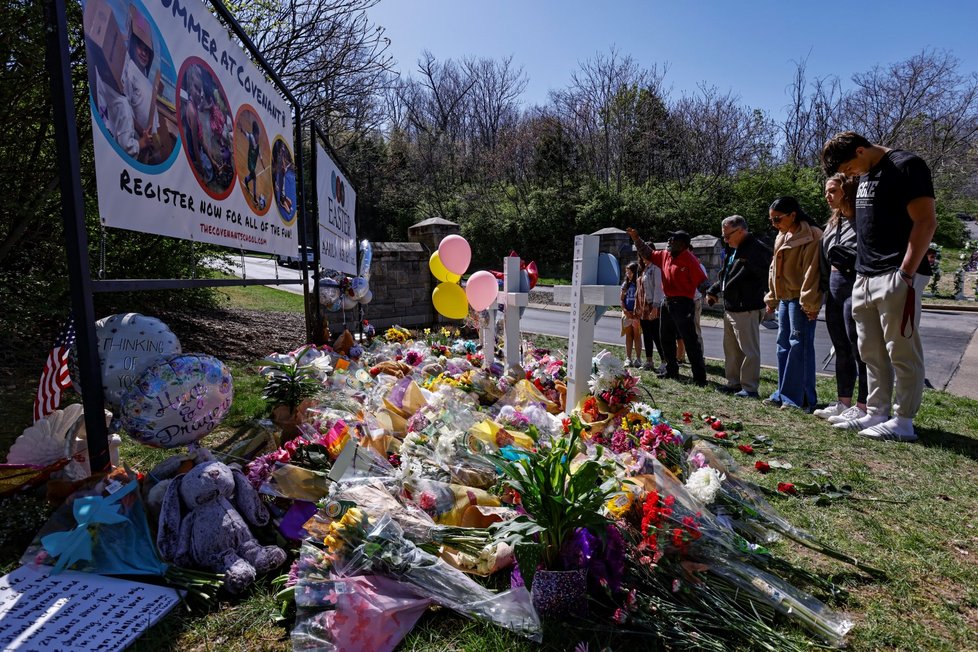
453 329 461 337
606 492 634 519
323 534 339 552
424 328 432 336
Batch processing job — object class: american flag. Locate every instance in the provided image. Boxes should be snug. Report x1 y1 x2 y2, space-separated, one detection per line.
33 317 76 423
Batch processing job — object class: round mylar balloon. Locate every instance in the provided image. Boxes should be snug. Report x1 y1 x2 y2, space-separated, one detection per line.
359 289 373 304
119 354 233 448
70 313 182 413
320 281 341 304
429 252 461 283
465 271 499 311
438 235 471 276
350 276 369 299
432 282 468 319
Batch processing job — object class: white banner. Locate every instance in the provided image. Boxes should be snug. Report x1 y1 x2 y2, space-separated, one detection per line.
316 144 357 275
82 0 298 256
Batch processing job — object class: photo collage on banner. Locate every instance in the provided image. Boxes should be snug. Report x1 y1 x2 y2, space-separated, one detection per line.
316 144 357 276
82 0 298 256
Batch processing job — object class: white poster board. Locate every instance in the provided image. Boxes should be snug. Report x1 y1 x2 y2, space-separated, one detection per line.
83 0 298 256
0 565 180 651
315 144 357 275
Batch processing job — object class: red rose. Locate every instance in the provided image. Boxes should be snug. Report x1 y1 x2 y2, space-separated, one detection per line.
737 444 754 454
755 460 771 473
713 431 728 440
777 482 797 495
711 421 724 431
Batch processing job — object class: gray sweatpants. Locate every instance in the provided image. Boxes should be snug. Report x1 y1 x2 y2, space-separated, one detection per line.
852 270 927 419
722 308 764 393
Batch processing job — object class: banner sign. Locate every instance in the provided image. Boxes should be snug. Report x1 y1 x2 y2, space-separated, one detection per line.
82 0 298 256
316 144 357 275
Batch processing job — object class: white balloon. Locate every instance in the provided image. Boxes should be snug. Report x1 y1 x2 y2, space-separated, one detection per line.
359 289 373 304
341 294 357 310
70 313 181 412
350 276 369 299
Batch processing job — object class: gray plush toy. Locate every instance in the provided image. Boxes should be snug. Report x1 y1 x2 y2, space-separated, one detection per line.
157 451 287 593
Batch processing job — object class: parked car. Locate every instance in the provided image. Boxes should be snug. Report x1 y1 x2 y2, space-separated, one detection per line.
277 246 315 269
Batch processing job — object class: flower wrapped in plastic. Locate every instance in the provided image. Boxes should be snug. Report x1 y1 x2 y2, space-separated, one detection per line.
22 466 222 601
613 457 855 648
293 508 541 648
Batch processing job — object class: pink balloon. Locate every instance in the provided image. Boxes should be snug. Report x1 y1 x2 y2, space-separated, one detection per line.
465 270 499 311
438 235 471 276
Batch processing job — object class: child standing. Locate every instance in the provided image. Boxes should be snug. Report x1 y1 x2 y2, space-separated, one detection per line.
239 120 264 203
620 261 643 367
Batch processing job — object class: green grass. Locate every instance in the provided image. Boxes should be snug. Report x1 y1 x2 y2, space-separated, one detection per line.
210 272 306 313
2 327 977 650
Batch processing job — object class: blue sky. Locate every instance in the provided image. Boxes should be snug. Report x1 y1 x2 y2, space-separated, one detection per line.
367 0 978 122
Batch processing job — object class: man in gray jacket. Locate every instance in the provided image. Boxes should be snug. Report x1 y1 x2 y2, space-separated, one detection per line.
706 216 772 398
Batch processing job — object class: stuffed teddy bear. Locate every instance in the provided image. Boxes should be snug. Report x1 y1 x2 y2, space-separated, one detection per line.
157 451 287 593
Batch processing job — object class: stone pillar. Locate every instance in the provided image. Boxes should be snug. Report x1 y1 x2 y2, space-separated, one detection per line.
592 227 633 274
690 235 723 288
408 217 462 326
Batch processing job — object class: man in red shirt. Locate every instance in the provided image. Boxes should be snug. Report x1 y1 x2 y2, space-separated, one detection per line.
626 228 708 386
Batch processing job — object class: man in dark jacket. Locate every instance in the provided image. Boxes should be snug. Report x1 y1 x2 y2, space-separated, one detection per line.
706 215 772 398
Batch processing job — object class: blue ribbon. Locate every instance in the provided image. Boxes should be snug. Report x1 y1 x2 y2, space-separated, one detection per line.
41 480 139 574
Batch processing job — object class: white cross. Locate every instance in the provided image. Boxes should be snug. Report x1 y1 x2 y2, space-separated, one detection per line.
554 235 621 408
501 256 528 373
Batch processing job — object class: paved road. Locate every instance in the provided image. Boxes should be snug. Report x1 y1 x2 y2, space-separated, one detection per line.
219 257 976 394
518 305 977 393
220 255 311 294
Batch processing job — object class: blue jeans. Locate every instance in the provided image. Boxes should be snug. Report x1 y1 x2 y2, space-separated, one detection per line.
769 299 817 408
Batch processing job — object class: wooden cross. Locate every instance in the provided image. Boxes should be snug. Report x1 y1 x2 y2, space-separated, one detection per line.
501 256 528 372
553 235 621 408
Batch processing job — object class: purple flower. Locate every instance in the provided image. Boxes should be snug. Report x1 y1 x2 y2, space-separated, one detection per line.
609 429 633 454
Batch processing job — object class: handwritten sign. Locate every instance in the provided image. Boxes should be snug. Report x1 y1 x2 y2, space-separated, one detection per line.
0 565 180 651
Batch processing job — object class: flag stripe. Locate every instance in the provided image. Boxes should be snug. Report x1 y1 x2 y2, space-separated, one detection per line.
33 318 75 423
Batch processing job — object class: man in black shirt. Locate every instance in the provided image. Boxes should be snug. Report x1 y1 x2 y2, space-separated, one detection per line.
706 215 772 398
821 132 937 442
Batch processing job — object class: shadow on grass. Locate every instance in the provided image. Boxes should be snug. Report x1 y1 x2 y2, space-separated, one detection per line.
915 426 978 463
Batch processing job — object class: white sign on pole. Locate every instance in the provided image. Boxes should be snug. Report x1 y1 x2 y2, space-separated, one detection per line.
315 144 358 275
0 565 180 651
83 0 298 256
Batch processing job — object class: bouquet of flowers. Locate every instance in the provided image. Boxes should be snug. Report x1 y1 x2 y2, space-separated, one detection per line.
588 350 640 409
291 507 542 650
23 467 222 603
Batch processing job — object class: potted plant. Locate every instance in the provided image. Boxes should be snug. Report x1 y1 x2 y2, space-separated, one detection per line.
261 346 329 440
493 416 619 617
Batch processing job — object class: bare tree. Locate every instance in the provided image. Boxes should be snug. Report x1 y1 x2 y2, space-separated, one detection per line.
663 85 774 196
228 0 396 151
842 50 978 175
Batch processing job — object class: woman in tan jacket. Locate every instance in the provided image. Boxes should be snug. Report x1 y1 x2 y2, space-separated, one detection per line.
763 196 823 411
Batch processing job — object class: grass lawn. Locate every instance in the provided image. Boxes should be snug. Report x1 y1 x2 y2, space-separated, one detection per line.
1 283 976 651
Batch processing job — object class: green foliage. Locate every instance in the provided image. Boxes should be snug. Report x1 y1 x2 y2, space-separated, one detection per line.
260 349 323 411
491 417 619 570
933 188 971 247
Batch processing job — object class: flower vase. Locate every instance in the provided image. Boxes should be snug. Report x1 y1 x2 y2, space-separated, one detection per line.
530 568 588 618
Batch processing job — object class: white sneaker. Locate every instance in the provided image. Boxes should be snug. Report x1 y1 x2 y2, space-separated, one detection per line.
833 413 888 431
859 417 918 442
827 405 867 424
813 402 848 419
623 359 632 367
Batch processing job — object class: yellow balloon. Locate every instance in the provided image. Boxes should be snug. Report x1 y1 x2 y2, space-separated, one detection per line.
432 282 468 319
429 252 461 283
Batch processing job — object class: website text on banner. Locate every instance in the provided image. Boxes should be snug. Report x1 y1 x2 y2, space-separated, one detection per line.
83 0 298 256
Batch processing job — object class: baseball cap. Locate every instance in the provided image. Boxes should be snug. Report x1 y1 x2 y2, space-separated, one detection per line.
667 230 691 243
